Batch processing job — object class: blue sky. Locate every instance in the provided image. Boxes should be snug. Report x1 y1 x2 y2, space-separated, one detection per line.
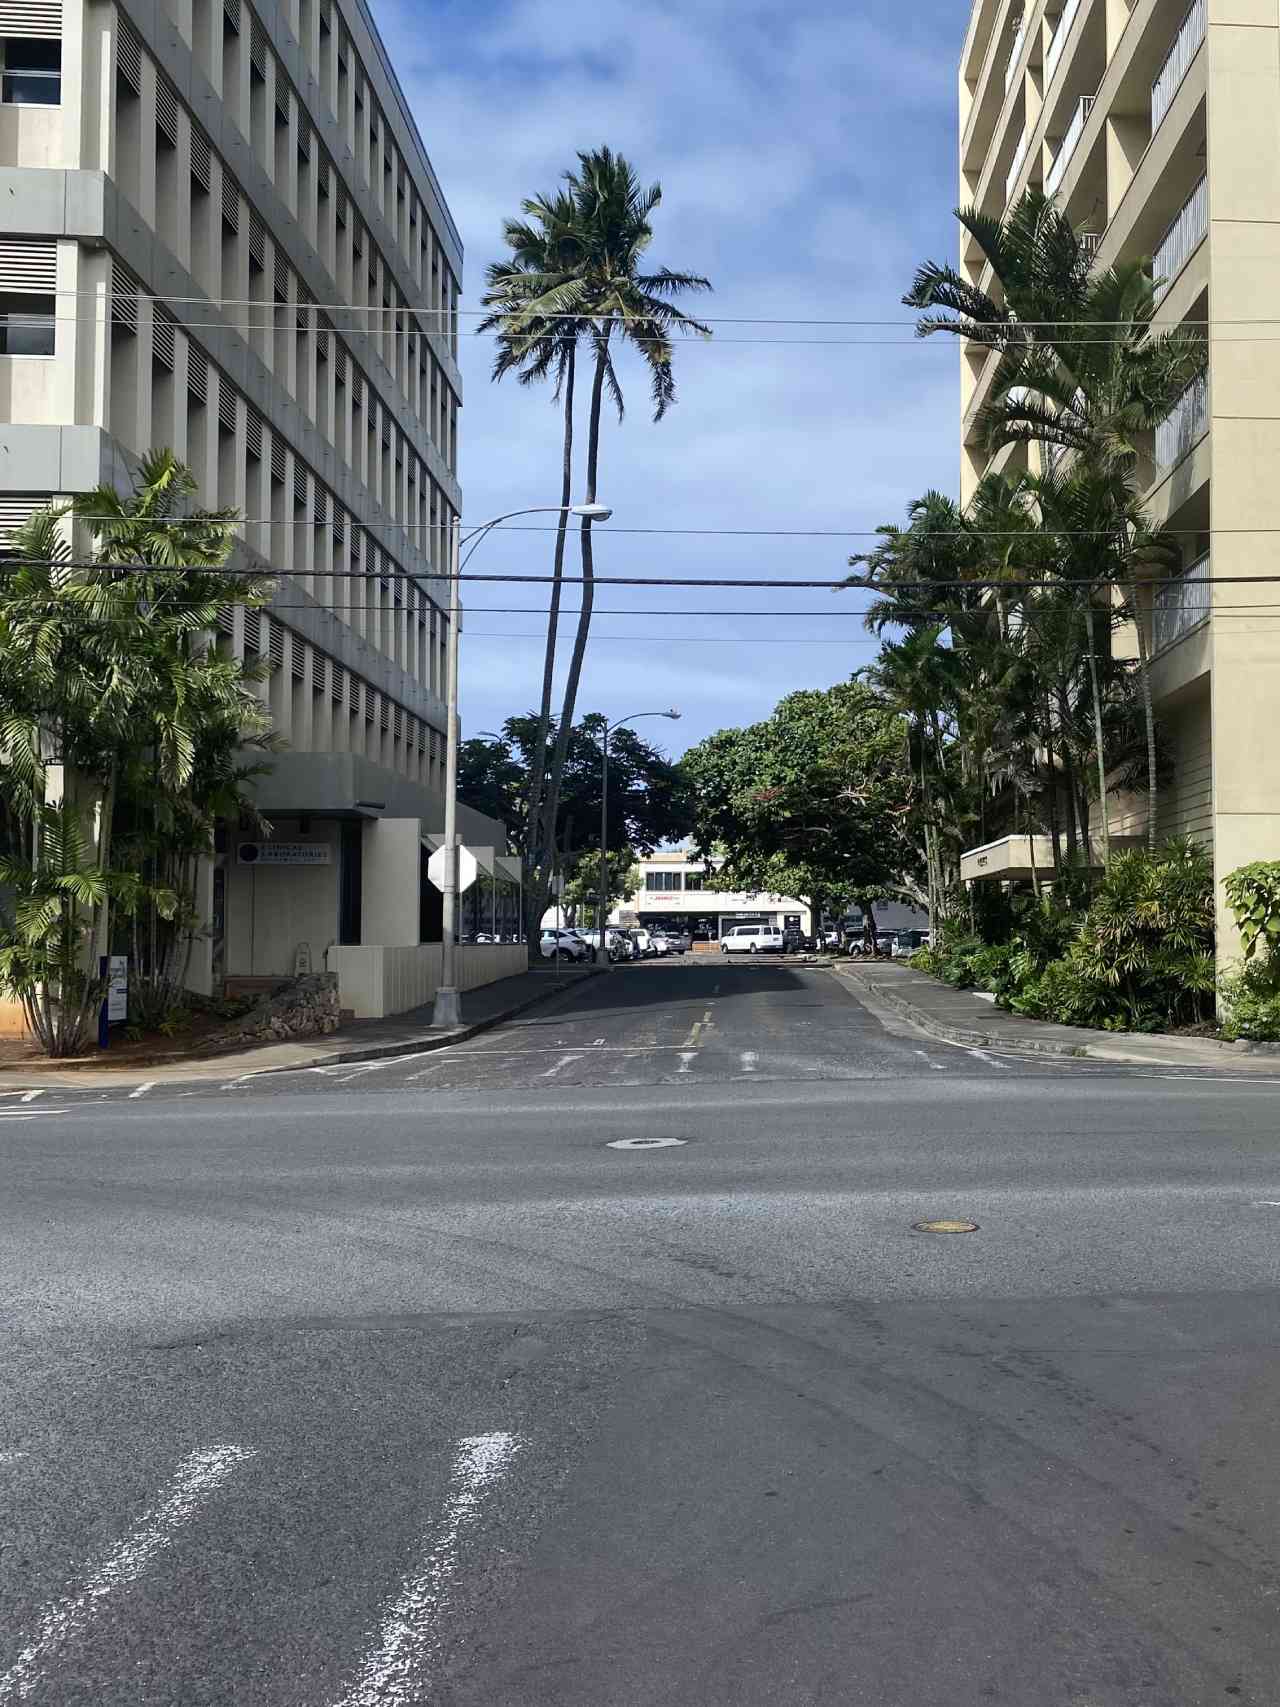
371 0 968 758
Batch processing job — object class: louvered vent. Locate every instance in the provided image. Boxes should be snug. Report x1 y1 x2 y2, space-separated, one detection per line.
247 211 265 270
330 663 344 705
242 608 261 654
248 17 267 77
378 697 389 732
270 433 285 484
311 653 327 695
216 605 235 635
291 634 305 679
293 461 308 509
393 706 402 740
0 0 61 35
363 685 374 723
274 81 290 127
116 16 141 89
190 124 211 190
0 496 42 537
222 0 240 33
154 77 178 146
217 372 238 434
0 239 56 292
110 258 139 333
245 405 262 461
312 484 327 528
335 187 347 229
267 616 284 669
296 122 311 163
187 342 208 403
221 170 241 232
151 306 176 370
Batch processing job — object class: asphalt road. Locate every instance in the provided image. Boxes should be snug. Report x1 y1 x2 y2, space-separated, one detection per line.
3 960 1280 1705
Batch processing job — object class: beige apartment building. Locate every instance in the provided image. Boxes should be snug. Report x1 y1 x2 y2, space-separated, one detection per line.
0 0 513 1016
958 0 1280 961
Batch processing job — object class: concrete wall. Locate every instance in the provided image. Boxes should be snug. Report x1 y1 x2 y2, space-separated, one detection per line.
224 823 340 977
326 942 525 1019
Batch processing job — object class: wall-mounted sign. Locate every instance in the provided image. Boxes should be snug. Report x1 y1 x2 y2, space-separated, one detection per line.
237 842 332 866
106 955 127 1022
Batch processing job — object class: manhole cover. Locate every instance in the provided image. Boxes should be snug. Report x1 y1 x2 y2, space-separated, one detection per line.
606 1136 688 1150
912 1218 979 1234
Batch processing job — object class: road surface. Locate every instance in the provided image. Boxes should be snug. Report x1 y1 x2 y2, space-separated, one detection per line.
2 960 1278 1705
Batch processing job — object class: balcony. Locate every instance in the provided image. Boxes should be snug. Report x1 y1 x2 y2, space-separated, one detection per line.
1005 129 1030 204
1155 373 1208 470
1045 94 1095 197
1152 0 1206 133
1044 0 1084 88
1004 13 1026 91
1153 175 1207 302
1152 551 1209 653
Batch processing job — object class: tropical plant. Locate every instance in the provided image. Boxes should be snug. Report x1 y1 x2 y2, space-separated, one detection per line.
481 147 712 952
1223 861 1280 962
0 452 273 1053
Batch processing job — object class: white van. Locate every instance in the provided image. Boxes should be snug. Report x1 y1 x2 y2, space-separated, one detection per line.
720 924 784 955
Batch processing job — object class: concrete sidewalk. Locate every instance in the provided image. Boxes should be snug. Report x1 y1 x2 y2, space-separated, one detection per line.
0 965 601 1089
836 959 1280 1071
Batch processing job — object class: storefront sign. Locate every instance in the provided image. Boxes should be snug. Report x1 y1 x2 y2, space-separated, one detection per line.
237 842 332 866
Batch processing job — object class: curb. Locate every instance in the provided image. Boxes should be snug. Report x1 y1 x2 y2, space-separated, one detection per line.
831 965 1090 1058
260 966 606 1072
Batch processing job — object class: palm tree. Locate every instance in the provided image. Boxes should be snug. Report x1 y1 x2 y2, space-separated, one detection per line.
0 452 272 1052
908 191 1203 849
483 148 713 944
478 188 586 928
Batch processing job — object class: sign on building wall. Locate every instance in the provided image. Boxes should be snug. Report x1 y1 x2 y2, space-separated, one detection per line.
237 843 332 866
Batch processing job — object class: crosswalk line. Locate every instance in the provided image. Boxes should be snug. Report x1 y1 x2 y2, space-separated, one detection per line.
331 1432 519 1707
0 1444 255 1704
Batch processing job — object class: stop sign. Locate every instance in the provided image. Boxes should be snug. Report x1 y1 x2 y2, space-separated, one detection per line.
426 843 479 894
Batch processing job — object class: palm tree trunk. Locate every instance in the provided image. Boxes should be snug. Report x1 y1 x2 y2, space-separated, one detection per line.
1126 571 1159 852
1084 600 1111 868
524 344 576 951
542 328 610 873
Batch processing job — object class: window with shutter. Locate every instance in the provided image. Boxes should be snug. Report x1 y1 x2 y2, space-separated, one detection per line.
222 0 240 35
217 371 237 435
152 306 176 370
221 170 241 232
109 257 139 335
245 405 262 460
242 608 261 655
116 17 141 91
154 76 178 147
269 432 285 484
267 617 284 670
190 124 211 191
187 342 208 404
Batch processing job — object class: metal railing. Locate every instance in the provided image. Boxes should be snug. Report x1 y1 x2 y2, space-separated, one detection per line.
1045 94 1094 196
1045 0 1083 87
1004 13 1026 91
1005 130 1030 203
1152 0 1206 132
1152 551 1210 652
1152 175 1208 301
1155 372 1208 469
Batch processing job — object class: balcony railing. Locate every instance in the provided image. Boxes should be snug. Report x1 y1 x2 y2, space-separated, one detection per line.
1155 372 1208 469
1004 13 1026 91
1152 551 1210 652
1044 0 1083 88
1045 94 1094 197
1152 0 1206 132
1153 175 1208 301
1005 130 1030 203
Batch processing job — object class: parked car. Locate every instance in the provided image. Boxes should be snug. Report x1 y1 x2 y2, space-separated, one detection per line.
664 928 692 953
780 925 810 953
540 928 592 962
631 928 655 958
721 924 785 955
892 930 930 958
820 928 842 949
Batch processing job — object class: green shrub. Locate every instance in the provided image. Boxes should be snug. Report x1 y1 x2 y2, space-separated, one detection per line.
1223 861 1280 961
1219 961 1280 1042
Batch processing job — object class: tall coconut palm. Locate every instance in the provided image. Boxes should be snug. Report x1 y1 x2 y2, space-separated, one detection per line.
483 148 712 946
478 188 587 932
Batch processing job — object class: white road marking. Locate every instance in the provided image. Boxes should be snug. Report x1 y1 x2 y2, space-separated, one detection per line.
405 1061 448 1083
0 1444 254 1705
332 1432 519 1707
20 1091 43 1103
591 1038 605 1047
913 1049 930 1060
608 1136 687 1149
540 1053 581 1079
929 1063 946 1070
677 1052 697 1075
967 1049 1010 1071
127 1081 156 1100
740 1051 758 1074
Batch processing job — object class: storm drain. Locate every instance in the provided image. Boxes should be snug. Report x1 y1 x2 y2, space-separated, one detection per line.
912 1218 979 1234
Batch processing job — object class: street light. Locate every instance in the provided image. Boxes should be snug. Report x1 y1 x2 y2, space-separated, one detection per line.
432 502 612 1027
597 709 681 966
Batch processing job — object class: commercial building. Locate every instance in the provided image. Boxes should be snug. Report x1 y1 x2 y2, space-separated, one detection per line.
958 0 1280 961
612 852 814 943
0 0 512 1015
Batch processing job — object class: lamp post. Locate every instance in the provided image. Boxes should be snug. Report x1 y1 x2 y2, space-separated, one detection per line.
432 502 613 1027
597 709 681 967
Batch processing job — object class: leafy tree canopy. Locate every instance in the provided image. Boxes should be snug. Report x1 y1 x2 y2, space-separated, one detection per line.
460 712 692 866
680 681 922 909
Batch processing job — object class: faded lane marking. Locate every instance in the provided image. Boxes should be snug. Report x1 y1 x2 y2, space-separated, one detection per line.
127 1081 156 1099
741 1051 758 1074
967 1049 1010 1071
20 1091 43 1103
677 1052 697 1075
331 1432 519 1707
540 1054 582 1080
0 1444 255 1705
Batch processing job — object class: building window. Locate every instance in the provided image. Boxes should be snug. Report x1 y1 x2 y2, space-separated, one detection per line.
684 872 703 891
1 38 60 105
645 871 683 892
0 293 54 355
